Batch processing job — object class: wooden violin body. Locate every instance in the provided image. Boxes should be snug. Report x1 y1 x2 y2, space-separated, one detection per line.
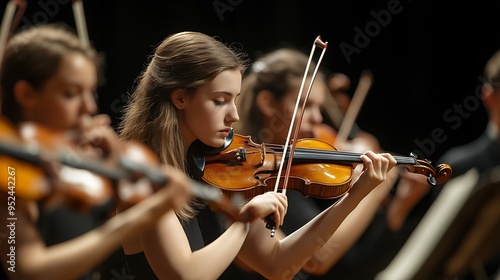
191 131 453 201
0 116 51 201
0 115 117 210
202 134 353 200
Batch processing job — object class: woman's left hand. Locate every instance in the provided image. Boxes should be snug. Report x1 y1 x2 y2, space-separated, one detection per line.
352 151 397 197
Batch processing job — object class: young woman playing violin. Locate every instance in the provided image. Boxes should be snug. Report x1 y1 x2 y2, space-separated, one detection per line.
230 47 400 279
0 24 196 280
118 31 397 280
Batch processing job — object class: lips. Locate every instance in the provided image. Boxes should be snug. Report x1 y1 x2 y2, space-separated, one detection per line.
219 128 231 137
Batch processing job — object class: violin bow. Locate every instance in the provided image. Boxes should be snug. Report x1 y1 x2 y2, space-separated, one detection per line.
334 69 373 145
266 36 328 237
72 0 90 48
0 0 27 70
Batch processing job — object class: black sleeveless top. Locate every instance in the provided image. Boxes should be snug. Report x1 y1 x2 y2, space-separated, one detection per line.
37 200 115 280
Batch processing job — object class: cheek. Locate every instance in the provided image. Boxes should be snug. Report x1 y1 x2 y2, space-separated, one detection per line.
46 98 79 129
302 108 314 122
187 103 209 124
275 103 292 124
184 104 216 137
282 104 294 118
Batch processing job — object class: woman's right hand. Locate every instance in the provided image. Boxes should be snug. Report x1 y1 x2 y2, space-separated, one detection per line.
77 114 119 158
238 192 288 228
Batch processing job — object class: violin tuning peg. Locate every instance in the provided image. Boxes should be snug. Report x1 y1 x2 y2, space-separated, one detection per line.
427 174 437 186
424 158 432 164
410 152 418 159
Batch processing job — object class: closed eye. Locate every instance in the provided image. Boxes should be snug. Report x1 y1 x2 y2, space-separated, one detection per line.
63 91 78 99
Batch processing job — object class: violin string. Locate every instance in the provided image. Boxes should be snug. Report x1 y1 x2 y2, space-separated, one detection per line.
261 144 418 165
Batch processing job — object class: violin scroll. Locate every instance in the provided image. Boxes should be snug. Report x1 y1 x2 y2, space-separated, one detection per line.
401 155 452 186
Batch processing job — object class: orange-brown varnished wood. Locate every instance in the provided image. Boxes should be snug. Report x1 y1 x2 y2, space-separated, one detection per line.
202 134 354 200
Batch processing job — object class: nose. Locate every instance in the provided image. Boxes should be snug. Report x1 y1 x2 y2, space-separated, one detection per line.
81 91 98 115
309 105 323 126
225 103 240 125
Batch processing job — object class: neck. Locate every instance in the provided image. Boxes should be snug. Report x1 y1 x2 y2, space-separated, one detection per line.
180 124 195 156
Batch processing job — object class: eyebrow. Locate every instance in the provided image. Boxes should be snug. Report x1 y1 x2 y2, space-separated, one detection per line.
214 91 240 98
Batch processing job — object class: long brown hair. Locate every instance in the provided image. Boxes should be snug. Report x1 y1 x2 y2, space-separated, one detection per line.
118 31 249 219
0 24 97 124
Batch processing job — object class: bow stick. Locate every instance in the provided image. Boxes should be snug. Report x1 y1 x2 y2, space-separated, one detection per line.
0 0 26 69
71 0 90 48
266 36 328 237
334 69 373 146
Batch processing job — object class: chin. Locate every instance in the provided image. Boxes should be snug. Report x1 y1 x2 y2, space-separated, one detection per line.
212 138 226 148
200 137 224 149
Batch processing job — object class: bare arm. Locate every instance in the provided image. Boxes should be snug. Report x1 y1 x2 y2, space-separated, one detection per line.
140 211 249 280
236 151 397 280
138 191 287 280
304 167 400 274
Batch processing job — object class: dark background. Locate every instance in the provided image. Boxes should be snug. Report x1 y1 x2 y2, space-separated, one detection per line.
3 0 500 164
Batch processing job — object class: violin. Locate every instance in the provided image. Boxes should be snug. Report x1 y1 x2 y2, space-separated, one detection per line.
0 116 244 220
313 123 381 154
312 123 338 146
0 115 53 201
188 130 452 201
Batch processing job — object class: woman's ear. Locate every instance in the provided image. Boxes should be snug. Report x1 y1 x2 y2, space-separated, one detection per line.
171 89 186 109
256 90 277 118
13 80 37 110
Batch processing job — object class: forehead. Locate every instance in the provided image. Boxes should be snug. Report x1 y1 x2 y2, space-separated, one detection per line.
287 77 326 103
48 52 97 86
203 69 242 96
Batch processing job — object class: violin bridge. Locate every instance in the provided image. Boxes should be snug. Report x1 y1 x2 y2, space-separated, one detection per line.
260 143 266 165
